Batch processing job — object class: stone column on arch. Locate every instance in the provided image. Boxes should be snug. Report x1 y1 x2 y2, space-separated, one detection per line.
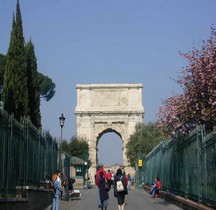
122 135 135 177
121 133 128 167
88 138 97 184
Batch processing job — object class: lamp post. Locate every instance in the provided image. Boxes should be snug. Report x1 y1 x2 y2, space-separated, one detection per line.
83 162 88 189
138 159 143 189
59 113 65 171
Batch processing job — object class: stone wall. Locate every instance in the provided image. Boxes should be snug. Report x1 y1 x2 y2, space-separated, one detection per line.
0 189 52 210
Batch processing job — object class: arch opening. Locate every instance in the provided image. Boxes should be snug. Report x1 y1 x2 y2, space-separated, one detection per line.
97 131 123 166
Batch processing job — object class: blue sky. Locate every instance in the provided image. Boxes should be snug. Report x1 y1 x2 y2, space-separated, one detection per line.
1 0 215 165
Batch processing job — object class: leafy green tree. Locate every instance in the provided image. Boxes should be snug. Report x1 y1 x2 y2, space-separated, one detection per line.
37 72 55 101
2 2 28 119
126 122 167 168
0 53 56 102
61 136 90 164
25 40 41 128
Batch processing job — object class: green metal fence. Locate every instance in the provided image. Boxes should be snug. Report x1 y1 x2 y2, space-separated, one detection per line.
134 162 145 189
0 109 58 198
144 126 216 208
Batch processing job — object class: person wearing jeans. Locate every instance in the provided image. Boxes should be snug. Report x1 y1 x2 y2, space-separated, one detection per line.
52 172 62 210
151 177 161 198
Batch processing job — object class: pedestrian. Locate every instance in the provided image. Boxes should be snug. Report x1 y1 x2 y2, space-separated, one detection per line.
95 164 107 208
127 173 132 190
61 173 68 200
51 172 62 210
56 170 62 186
56 170 63 200
98 171 109 210
69 177 76 192
151 177 161 198
150 177 157 195
107 169 113 188
122 171 128 207
114 168 128 210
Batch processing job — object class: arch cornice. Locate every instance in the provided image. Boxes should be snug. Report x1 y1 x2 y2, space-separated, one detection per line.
76 83 143 89
75 111 144 116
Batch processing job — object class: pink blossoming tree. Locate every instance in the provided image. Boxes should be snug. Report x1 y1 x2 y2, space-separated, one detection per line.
157 27 216 136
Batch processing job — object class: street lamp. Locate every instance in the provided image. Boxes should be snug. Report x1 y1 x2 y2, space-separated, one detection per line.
84 162 88 189
59 113 65 171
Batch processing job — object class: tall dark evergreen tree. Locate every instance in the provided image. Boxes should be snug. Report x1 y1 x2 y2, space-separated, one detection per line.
2 0 28 119
0 54 6 101
26 40 41 128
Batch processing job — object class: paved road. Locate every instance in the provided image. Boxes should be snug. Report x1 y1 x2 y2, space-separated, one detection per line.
46 188 183 210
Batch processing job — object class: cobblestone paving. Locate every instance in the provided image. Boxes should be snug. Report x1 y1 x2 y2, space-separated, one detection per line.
45 188 183 210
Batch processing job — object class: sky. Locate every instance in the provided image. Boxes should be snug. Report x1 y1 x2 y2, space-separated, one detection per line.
1 0 216 165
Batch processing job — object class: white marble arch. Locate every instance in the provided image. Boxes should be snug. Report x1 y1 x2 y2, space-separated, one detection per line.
75 84 144 183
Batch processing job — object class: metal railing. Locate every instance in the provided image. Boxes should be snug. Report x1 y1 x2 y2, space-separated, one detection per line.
0 109 58 198
144 126 216 208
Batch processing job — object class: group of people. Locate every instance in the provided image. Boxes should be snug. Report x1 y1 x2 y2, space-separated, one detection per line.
95 164 132 210
50 170 75 210
50 166 160 210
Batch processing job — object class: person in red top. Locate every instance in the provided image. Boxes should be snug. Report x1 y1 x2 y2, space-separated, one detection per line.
95 164 107 186
95 164 107 208
107 169 113 188
157 178 161 189
152 177 161 198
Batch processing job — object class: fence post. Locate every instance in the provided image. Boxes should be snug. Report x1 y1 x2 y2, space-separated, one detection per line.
161 142 164 190
6 114 12 195
37 130 41 184
197 126 203 203
24 117 30 186
202 125 208 203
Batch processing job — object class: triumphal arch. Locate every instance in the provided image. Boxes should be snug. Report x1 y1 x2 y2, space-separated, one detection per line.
75 83 144 182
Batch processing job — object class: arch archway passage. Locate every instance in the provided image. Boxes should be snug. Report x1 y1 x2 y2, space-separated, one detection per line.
75 84 144 183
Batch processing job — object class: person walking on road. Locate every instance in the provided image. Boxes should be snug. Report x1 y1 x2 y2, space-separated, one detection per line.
95 164 107 208
107 169 113 188
98 171 109 210
56 170 63 200
51 172 62 210
127 174 132 190
114 168 128 210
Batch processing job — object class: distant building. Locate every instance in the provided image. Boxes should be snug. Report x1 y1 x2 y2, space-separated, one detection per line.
70 156 88 188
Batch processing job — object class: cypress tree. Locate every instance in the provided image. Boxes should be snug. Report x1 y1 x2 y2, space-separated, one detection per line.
26 40 41 128
2 0 28 119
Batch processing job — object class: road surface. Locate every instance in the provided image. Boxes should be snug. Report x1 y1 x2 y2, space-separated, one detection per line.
46 187 182 210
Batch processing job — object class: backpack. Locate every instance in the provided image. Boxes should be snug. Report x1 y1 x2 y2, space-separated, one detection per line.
116 176 125 192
